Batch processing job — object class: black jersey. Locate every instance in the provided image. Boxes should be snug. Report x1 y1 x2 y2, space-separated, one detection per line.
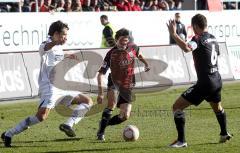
190 32 220 81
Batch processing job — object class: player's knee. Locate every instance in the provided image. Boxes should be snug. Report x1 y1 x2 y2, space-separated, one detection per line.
75 95 93 106
121 113 130 121
122 116 129 121
214 105 224 113
86 97 93 106
172 103 179 112
213 107 223 113
36 113 48 122
210 102 223 113
172 101 184 112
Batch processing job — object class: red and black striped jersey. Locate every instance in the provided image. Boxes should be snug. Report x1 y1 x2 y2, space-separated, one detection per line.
98 43 139 89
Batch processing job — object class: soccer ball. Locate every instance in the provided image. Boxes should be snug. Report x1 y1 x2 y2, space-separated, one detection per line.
123 125 139 141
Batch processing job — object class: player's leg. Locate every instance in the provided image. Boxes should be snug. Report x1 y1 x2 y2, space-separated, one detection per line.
66 93 93 126
108 103 132 125
206 82 232 143
1 98 52 147
170 84 204 148
108 88 133 126
209 102 232 143
97 74 118 141
169 96 191 148
59 94 93 137
97 88 117 140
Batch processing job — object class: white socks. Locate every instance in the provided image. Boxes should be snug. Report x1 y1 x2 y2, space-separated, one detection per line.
64 103 91 127
5 103 92 138
5 116 40 138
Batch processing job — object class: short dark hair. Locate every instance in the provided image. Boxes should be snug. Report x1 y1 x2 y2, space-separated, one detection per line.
175 12 180 16
100 15 108 20
191 14 207 30
48 20 69 36
115 28 130 40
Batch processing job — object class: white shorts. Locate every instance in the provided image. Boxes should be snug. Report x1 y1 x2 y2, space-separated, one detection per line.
39 91 80 109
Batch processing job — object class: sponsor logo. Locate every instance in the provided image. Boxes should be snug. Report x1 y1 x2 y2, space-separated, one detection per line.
0 66 25 92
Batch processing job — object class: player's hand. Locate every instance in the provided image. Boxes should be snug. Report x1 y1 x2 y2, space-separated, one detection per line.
97 94 104 104
145 66 150 72
166 19 177 36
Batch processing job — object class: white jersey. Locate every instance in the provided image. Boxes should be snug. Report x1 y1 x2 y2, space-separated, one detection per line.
38 38 64 96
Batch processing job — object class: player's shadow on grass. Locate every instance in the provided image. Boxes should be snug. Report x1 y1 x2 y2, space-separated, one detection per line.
90 140 123 144
14 138 83 144
191 142 219 146
0 138 83 148
0 144 48 148
55 138 83 142
38 145 168 153
187 106 240 111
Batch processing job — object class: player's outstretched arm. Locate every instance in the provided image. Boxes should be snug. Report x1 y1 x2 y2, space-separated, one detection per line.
138 54 150 72
97 72 104 104
166 19 191 53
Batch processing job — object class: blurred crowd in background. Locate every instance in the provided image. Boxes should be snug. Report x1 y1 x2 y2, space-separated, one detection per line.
0 0 184 12
0 0 239 12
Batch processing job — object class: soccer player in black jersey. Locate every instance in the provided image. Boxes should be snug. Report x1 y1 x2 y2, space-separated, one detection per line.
167 14 232 148
96 28 150 141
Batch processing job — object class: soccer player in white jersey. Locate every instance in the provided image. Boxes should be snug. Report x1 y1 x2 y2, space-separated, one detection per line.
1 20 93 147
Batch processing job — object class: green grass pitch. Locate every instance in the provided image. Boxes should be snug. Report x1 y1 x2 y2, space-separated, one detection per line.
0 82 239 153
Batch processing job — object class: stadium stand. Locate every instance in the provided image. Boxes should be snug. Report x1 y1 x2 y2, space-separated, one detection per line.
1 0 238 12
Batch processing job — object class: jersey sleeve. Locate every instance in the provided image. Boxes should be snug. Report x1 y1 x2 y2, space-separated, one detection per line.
132 44 140 57
39 38 53 56
187 36 198 51
98 51 111 74
128 43 140 57
211 35 220 56
136 46 141 57
135 45 140 57
39 41 47 56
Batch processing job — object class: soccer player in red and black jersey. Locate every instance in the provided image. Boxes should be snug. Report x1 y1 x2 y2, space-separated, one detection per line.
96 28 150 141
167 14 232 148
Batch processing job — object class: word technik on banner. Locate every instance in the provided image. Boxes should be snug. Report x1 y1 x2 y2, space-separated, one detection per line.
1 11 240 53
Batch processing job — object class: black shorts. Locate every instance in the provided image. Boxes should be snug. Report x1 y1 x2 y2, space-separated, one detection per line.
182 74 222 106
107 74 134 107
